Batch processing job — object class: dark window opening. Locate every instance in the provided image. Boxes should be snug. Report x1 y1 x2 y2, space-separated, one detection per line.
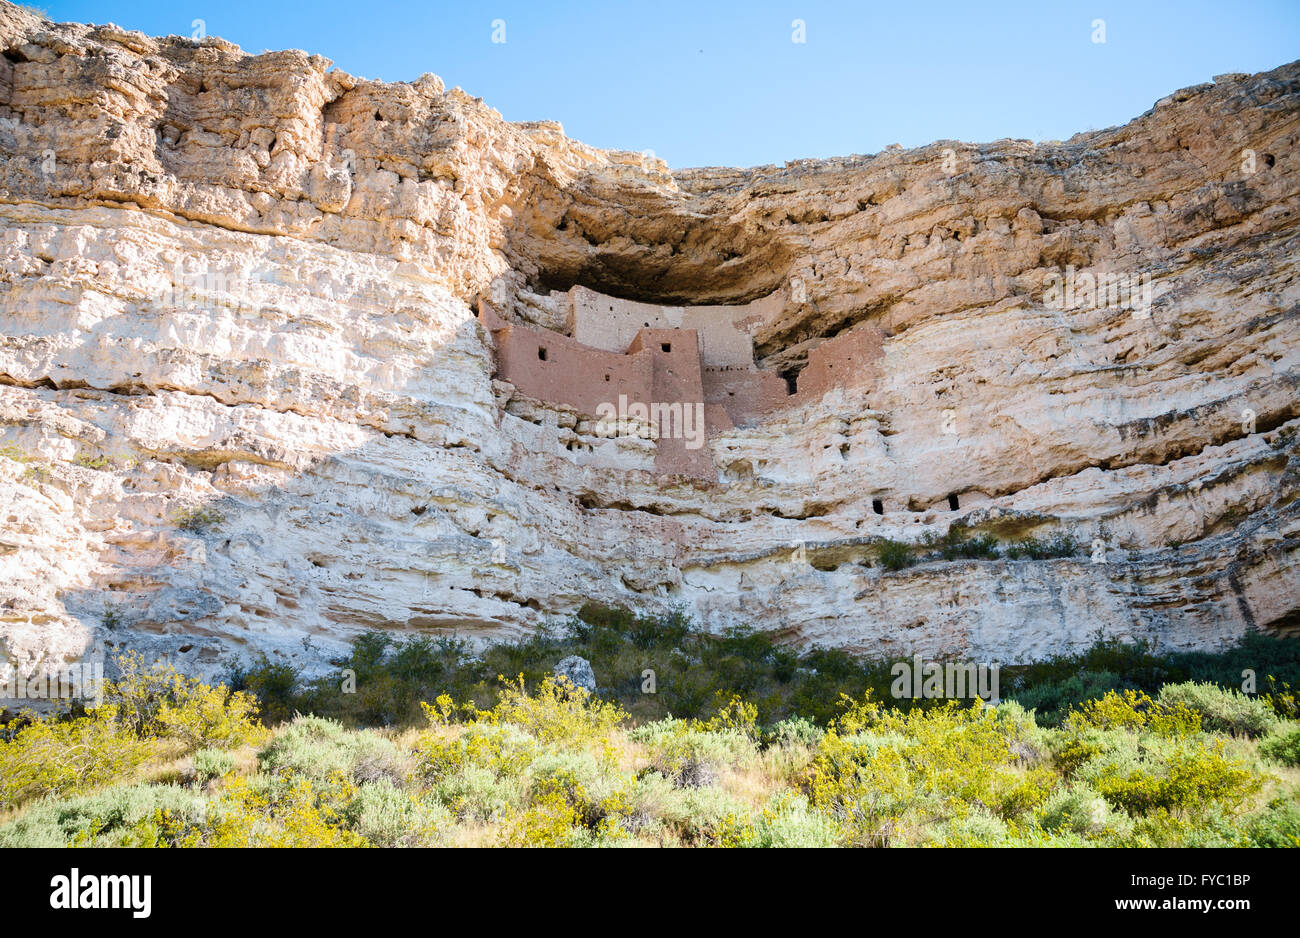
948 493 960 511
661 343 671 353
780 369 799 395
604 374 610 382
537 347 547 361
872 499 884 515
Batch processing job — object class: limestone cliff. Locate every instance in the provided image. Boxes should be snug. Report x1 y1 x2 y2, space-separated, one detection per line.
0 2 1297 683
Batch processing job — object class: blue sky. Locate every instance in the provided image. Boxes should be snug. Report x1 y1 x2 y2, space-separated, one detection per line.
43 1 1300 168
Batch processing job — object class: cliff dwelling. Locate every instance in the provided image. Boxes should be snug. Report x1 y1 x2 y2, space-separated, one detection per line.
479 285 888 480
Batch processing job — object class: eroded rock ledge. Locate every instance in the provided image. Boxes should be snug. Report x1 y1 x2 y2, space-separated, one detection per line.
0 1 1296 681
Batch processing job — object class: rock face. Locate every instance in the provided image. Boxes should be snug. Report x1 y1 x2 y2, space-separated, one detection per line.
0 3 1297 685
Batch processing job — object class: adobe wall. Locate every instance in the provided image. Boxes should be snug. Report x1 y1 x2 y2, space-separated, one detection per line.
479 301 654 416
702 367 789 427
480 303 718 480
567 285 780 369
627 329 715 479
791 325 887 403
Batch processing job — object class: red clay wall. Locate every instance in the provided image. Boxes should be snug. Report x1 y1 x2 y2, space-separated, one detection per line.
702 367 789 427
628 329 715 479
480 301 653 417
792 325 886 403
480 303 717 479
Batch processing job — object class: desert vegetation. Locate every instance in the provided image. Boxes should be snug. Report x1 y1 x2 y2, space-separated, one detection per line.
2 607 1297 847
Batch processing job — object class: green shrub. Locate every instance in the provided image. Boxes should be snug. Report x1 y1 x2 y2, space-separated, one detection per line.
228 656 300 725
618 771 688 836
257 716 352 775
258 716 407 785
629 718 757 789
191 748 236 783
876 539 915 571
172 505 225 532
429 764 526 822
925 809 1014 846
233 608 1300 736
1156 682 1278 738
344 779 450 846
1005 532 1079 560
738 792 840 847
763 715 825 749
1036 783 1131 839
924 528 1001 560
1259 723 1300 767
0 783 208 847
1009 671 1123 726
675 786 754 846
1245 795 1300 847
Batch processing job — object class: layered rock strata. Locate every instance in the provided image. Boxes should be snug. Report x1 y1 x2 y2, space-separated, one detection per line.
0 3 1296 684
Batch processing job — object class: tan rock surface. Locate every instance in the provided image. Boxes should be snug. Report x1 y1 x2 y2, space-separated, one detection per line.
0 3 1296 681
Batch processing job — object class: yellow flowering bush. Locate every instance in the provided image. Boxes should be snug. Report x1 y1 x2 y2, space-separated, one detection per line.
809 697 1056 846
1 656 1296 848
473 675 628 744
0 706 157 811
110 651 266 749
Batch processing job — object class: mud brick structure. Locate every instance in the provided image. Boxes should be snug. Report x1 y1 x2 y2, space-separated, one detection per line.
479 286 887 478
